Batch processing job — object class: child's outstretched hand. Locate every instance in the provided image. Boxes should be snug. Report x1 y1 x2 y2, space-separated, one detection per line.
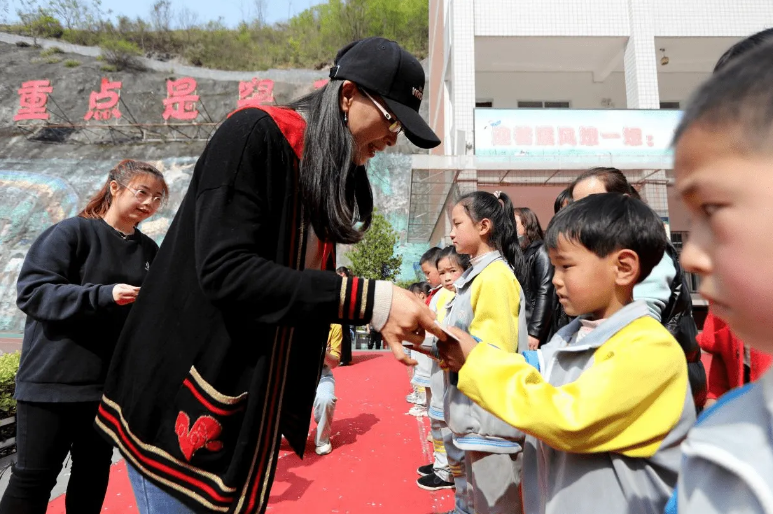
437 327 478 372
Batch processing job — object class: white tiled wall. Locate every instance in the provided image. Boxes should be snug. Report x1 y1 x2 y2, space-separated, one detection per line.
471 0 771 38
653 0 773 37
450 0 476 155
624 0 660 109
474 0 630 37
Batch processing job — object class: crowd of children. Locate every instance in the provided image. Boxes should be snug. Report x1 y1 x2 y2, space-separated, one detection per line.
401 30 773 514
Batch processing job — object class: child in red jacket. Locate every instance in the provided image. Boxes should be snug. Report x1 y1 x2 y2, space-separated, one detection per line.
698 311 772 407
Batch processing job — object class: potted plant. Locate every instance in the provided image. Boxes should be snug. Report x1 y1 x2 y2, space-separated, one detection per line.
0 352 20 457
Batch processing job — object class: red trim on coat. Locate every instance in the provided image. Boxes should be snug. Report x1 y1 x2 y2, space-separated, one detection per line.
227 106 305 159
348 278 360 320
183 379 244 417
97 404 232 505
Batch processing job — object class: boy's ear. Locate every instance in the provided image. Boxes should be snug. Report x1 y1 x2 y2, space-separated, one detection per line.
614 249 640 287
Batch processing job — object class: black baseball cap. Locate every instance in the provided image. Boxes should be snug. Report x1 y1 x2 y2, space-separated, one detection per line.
329 37 441 149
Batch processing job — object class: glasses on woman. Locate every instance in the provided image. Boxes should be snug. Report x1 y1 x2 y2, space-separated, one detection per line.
360 89 403 134
119 182 164 207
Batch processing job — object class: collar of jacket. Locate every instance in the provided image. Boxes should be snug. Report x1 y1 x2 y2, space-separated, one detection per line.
548 300 650 352
455 250 503 290
227 105 306 159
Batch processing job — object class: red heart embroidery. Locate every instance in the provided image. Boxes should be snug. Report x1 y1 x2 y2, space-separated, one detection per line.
175 412 224 461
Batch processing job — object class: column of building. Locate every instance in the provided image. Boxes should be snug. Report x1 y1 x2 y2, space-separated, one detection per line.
624 0 669 222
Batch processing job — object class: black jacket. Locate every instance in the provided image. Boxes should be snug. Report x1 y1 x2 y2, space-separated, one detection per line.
96 108 378 514
662 243 707 409
15 217 157 402
521 241 555 344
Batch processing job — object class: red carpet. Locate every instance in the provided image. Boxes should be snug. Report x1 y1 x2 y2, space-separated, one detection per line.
47 352 454 513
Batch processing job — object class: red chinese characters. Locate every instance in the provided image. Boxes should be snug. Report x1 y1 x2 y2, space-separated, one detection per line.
492 126 511 146
536 126 556 146
558 127 577 146
163 78 199 121
84 78 122 121
579 126 600 146
623 127 643 147
14 80 53 122
514 126 534 146
238 78 275 108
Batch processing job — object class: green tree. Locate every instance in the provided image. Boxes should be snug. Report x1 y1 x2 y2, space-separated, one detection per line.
347 212 403 280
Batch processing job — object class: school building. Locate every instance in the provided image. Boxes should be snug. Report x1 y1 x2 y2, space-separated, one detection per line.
410 0 772 293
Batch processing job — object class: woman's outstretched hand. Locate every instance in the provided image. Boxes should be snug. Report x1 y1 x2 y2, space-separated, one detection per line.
380 285 443 366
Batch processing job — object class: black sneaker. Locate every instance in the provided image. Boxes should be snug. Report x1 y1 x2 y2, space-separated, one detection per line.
417 463 434 476
417 472 455 491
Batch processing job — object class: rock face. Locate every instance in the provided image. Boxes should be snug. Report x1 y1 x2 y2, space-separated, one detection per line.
0 40 431 332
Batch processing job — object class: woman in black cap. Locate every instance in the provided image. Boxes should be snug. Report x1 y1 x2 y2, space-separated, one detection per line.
95 37 442 514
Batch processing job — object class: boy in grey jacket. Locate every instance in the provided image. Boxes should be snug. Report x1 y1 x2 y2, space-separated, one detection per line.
665 33 773 514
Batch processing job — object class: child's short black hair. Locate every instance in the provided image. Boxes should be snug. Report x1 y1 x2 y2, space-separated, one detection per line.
714 28 773 72
408 281 432 295
420 247 443 267
674 40 773 152
545 193 667 284
435 245 471 271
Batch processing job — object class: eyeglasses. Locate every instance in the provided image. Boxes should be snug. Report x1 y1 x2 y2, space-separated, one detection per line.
360 89 403 134
118 182 164 207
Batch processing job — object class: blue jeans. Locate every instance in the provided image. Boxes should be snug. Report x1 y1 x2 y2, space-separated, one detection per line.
313 365 337 447
127 462 200 514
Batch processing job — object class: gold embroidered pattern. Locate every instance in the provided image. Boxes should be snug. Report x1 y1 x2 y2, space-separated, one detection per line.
189 366 248 405
359 280 369 319
338 276 348 319
99 395 237 493
96 417 230 512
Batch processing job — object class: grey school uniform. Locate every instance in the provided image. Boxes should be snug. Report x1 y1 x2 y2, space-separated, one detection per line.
675 368 773 514
444 251 527 514
524 301 695 514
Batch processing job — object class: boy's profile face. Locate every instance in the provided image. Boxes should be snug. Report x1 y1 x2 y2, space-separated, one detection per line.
549 235 638 320
437 256 463 291
675 124 773 353
421 262 441 288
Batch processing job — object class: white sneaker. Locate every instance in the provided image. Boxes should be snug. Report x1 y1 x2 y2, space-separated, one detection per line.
406 392 418 403
315 442 332 455
408 405 427 417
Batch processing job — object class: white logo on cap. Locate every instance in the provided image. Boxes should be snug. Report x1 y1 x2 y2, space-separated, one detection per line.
412 87 423 100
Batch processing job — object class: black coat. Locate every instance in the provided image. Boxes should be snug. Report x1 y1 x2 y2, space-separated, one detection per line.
662 243 707 409
96 108 378 514
521 241 555 344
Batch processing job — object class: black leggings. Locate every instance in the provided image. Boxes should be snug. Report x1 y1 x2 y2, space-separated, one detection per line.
0 401 114 514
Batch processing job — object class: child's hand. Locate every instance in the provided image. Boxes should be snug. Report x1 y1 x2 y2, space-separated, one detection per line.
437 327 478 372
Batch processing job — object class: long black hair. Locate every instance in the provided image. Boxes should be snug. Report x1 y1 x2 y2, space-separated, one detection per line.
457 191 526 284
513 207 544 248
288 80 374 244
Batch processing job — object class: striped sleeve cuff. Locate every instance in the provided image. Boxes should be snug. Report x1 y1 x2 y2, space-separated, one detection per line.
337 276 380 324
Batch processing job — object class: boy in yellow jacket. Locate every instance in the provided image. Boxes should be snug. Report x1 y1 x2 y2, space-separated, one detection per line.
439 193 695 514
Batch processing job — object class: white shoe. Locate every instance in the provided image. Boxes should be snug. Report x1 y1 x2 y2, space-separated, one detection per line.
406 392 418 403
315 442 332 455
408 405 427 417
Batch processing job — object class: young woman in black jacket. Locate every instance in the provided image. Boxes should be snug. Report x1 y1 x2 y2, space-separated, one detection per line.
0 160 168 514
514 207 555 349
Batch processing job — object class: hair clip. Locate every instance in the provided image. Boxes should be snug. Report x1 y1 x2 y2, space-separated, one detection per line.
494 190 502 199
